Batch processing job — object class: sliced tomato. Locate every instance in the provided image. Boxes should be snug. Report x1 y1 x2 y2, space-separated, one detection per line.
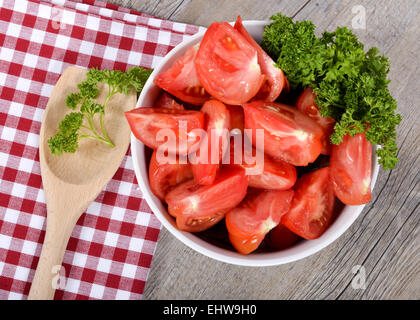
296 87 335 154
234 15 285 102
243 100 324 166
266 223 300 250
228 233 265 255
231 143 297 190
154 45 210 105
226 105 244 134
148 149 193 201
154 92 184 110
175 210 227 233
330 132 372 205
125 107 204 155
165 166 248 232
245 153 296 190
226 189 294 254
195 22 264 105
281 167 335 240
191 100 231 185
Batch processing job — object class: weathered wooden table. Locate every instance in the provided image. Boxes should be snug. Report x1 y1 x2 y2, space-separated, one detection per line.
106 0 419 299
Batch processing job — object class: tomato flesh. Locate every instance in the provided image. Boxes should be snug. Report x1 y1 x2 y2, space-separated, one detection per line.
154 45 211 105
176 209 227 233
195 22 264 105
165 166 248 232
296 87 335 154
228 233 265 255
243 101 324 166
148 149 193 201
281 167 335 240
125 107 204 155
330 132 372 205
230 143 297 190
226 105 244 134
191 100 231 185
234 15 285 102
154 92 184 110
226 189 294 254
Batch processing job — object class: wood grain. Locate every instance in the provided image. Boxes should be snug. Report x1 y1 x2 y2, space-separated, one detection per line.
105 0 420 300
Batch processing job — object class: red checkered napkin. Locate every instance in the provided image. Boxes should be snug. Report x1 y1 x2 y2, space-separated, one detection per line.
0 0 202 299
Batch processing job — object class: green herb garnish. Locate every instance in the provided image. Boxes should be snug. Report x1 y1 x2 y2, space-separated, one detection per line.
48 67 152 156
261 13 401 169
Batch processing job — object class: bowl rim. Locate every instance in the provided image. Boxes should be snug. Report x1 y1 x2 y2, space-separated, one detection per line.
130 20 380 267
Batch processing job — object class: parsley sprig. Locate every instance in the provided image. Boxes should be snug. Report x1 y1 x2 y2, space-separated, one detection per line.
261 14 401 169
48 67 152 156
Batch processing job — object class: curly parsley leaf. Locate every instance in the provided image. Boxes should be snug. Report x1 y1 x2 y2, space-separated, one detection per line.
65 93 82 110
48 66 152 156
261 13 401 169
48 112 83 155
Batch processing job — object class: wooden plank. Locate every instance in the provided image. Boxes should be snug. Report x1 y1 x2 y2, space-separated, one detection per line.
106 0 310 25
105 0 191 20
167 0 311 26
103 0 420 300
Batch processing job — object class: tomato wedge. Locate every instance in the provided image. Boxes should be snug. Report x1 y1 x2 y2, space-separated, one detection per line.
154 92 184 110
195 22 264 105
154 45 211 105
266 223 300 250
191 100 231 185
125 107 204 155
245 153 296 190
243 100 324 166
234 15 285 102
231 143 297 190
175 210 227 233
228 233 265 256
226 189 294 254
330 132 372 205
296 87 335 155
281 167 335 240
165 166 248 232
149 149 193 201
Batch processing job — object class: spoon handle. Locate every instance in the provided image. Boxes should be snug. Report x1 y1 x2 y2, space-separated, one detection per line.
28 213 79 300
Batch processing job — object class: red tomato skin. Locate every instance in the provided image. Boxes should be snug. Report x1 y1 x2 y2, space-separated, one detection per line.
296 87 335 155
165 166 248 229
125 107 205 156
330 132 372 205
243 100 324 166
154 92 184 110
149 150 193 201
234 15 285 102
195 22 264 105
225 189 294 254
281 167 335 240
266 223 300 250
154 45 210 105
191 100 231 185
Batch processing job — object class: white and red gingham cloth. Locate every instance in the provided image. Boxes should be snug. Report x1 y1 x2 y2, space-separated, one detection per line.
0 0 203 299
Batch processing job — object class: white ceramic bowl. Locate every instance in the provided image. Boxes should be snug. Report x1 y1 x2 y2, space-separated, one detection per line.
130 21 380 266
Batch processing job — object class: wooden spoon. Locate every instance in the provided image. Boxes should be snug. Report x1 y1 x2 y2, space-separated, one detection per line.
28 66 136 299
